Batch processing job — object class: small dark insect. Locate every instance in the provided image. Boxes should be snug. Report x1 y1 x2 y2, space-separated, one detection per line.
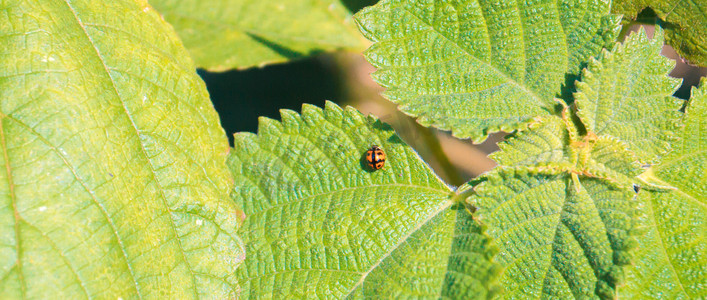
365 145 386 170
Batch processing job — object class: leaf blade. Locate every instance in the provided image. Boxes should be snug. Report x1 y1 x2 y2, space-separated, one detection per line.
354 0 620 140
468 112 641 299
0 1 244 298
229 102 498 298
150 0 368 70
574 28 683 164
622 80 707 299
468 168 636 299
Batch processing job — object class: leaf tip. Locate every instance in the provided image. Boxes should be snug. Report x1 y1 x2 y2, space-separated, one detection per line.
257 116 284 136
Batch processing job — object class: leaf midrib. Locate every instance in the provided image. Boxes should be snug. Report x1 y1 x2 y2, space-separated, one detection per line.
247 183 451 219
654 149 707 207
1 115 26 299
343 199 454 298
60 1 198 297
644 192 689 297
394 4 546 107
538 178 576 298
0 113 133 298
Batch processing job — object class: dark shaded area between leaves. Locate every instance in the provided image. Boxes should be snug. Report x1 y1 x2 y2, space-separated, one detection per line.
341 0 379 13
199 56 346 146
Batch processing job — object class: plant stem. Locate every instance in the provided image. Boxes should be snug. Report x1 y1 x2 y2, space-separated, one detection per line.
417 125 465 186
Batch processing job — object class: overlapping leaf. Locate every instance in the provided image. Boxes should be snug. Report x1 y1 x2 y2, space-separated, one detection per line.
150 0 369 70
621 81 707 299
612 0 707 66
227 102 499 298
574 28 683 164
354 0 621 141
466 113 641 299
492 115 642 183
468 169 636 299
0 1 244 298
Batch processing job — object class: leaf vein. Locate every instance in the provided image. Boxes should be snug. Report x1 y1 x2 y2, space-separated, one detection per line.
60 1 199 297
343 200 454 298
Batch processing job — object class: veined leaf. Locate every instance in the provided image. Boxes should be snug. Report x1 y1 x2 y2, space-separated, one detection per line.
574 29 683 164
0 1 244 298
467 114 641 299
622 80 707 299
612 0 707 67
492 115 643 184
491 116 573 168
354 0 620 141
227 102 499 298
150 0 369 71
468 170 636 299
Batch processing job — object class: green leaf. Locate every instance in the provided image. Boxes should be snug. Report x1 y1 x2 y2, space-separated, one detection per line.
228 102 499 298
354 0 620 141
612 0 707 67
468 169 637 299
491 116 573 168
621 81 707 299
492 115 643 184
466 112 641 299
574 28 683 164
150 0 369 71
0 1 244 298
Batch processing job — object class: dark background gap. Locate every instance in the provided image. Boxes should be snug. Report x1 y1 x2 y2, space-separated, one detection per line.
199 56 345 146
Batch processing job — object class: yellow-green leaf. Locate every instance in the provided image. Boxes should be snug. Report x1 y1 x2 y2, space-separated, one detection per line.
151 0 369 71
621 80 707 299
0 0 244 298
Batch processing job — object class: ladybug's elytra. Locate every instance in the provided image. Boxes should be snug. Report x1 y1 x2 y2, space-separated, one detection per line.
365 145 386 170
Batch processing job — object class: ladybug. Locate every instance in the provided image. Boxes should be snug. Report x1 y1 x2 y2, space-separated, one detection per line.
365 145 386 170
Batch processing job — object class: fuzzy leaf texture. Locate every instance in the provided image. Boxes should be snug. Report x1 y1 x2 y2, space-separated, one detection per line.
150 0 369 71
0 0 244 298
466 111 644 299
354 0 621 141
227 102 499 299
620 80 707 299
612 0 707 67
574 28 683 164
